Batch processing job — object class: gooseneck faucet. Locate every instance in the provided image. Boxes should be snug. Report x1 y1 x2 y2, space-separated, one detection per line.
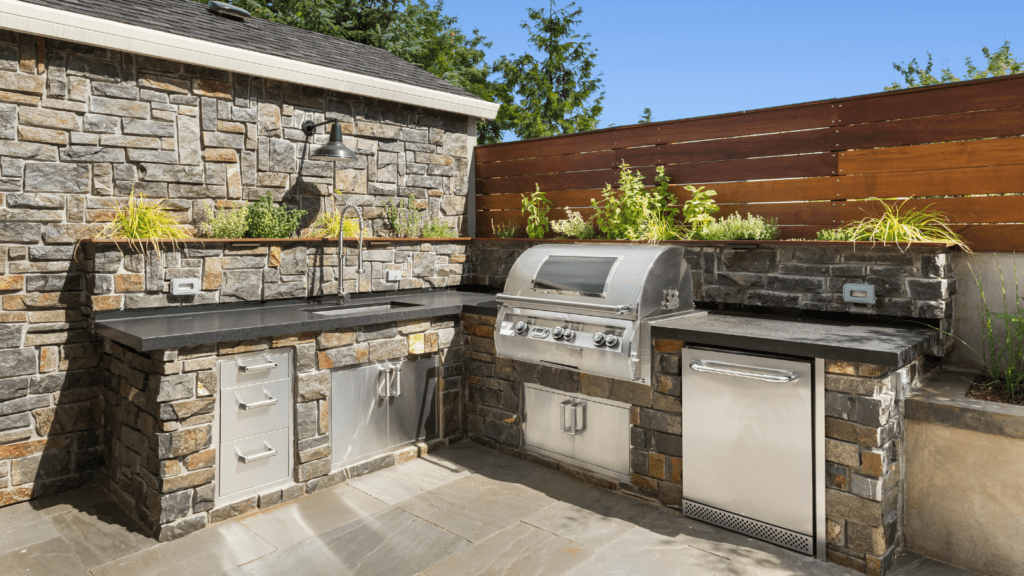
338 204 364 305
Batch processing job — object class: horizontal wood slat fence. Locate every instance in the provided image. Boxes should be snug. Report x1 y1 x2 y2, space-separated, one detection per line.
473 74 1024 251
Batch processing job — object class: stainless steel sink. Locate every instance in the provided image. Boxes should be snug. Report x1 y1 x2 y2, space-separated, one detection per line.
304 301 421 317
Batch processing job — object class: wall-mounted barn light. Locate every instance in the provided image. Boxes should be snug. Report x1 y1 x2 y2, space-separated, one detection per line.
301 120 358 162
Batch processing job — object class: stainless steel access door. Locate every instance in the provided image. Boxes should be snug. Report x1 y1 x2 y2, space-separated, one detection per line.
390 356 438 447
523 385 575 459
331 363 390 465
682 347 814 542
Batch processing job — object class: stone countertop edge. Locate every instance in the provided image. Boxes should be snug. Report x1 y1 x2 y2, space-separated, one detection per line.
94 292 497 352
650 311 939 368
906 371 1024 440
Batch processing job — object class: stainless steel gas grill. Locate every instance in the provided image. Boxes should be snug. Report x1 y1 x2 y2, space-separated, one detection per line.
495 244 695 385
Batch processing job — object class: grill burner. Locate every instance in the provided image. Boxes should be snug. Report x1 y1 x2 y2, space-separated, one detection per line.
495 244 696 384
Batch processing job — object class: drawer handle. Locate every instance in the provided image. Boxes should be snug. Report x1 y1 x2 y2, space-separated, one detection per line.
689 361 799 383
237 442 277 464
237 391 278 410
238 356 278 373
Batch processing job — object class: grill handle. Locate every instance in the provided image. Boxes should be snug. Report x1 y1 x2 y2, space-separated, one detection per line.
689 360 799 383
496 293 632 315
559 399 572 432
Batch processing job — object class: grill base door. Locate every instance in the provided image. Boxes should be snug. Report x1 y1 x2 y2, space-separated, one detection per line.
573 399 630 476
682 347 814 537
523 386 574 459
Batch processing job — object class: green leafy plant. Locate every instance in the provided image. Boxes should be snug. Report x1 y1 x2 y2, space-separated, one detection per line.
591 162 681 241
491 218 519 238
691 213 780 241
681 186 719 236
521 185 553 239
204 203 248 239
420 218 456 238
815 198 969 252
98 189 191 252
551 210 594 239
974 260 1024 401
306 209 361 238
245 192 306 238
385 194 423 238
815 227 858 242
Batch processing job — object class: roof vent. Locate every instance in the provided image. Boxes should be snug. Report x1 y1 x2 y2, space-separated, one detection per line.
207 1 251 21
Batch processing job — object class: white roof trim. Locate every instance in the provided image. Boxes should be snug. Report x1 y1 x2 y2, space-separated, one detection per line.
0 0 500 119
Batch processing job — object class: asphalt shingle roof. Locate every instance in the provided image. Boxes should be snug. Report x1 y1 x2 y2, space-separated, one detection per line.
18 0 480 100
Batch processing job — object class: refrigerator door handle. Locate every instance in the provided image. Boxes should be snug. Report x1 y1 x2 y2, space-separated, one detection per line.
559 399 572 432
689 360 798 383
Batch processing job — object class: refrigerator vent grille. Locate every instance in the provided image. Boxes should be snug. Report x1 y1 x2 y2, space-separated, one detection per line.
683 499 813 555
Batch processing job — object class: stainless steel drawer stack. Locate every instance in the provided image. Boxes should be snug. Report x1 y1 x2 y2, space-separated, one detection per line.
217 351 293 502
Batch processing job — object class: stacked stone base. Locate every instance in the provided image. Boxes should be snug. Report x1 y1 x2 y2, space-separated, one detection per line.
463 311 924 576
100 315 463 541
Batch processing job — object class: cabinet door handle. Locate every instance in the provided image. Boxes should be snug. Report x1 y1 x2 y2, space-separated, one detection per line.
559 399 572 432
237 390 277 410
238 356 277 373
378 369 389 399
570 401 584 435
237 442 277 464
689 360 798 383
391 366 402 397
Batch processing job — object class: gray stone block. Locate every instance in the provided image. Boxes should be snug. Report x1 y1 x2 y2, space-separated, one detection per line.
637 407 681 435
11 449 72 485
152 373 196 403
826 390 894 428
0 325 22 349
850 473 884 502
24 163 90 193
157 513 207 542
193 483 215 512
0 348 36 378
159 489 193 524
0 412 30 432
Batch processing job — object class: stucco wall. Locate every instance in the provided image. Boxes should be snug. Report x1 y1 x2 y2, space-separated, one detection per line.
947 252 1024 372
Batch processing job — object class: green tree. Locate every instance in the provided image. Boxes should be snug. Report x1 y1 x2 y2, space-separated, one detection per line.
638 107 653 124
489 1 604 142
886 41 1024 90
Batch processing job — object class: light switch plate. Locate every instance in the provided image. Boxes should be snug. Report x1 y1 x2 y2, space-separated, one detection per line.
386 270 403 282
170 278 201 296
843 283 876 304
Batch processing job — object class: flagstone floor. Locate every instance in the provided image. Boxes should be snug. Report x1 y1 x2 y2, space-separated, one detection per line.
0 440 979 576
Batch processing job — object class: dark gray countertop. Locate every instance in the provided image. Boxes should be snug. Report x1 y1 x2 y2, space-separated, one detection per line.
95 291 497 351
650 311 939 367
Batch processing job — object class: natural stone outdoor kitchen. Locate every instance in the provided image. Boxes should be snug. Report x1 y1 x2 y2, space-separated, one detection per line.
0 2 1010 576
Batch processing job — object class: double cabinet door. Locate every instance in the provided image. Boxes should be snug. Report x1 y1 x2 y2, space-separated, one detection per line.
523 384 629 477
331 356 438 466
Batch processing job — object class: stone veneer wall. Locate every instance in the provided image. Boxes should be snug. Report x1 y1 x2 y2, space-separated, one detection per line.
462 311 925 576
100 314 463 541
0 26 472 509
468 241 955 354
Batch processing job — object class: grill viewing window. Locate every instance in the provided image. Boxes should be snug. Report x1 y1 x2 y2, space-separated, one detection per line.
533 256 618 297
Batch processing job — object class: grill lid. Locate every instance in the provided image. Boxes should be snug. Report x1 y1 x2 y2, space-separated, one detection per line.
499 244 692 320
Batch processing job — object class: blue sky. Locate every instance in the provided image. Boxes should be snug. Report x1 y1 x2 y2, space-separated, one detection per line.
443 0 1024 128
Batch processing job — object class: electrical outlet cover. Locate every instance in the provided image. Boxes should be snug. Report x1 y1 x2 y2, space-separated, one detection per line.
386 270 403 282
843 283 876 304
170 278 201 296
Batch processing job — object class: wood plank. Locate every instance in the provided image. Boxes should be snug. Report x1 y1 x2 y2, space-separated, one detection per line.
839 136 1024 175
955 224 1024 252
477 189 602 211
693 177 841 204
474 102 838 163
835 165 1024 201
475 150 615 180
835 106 1024 151
839 74 1024 125
615 128 832 166
476 153 837 195
716 196 1024 226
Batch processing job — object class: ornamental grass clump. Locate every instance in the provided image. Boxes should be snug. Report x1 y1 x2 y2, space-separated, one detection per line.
815 198 969 252
973 260 1024 401
691 213 780 241
306 209 361 238
98 189 191 252
491 218 519 238
551 210 595 239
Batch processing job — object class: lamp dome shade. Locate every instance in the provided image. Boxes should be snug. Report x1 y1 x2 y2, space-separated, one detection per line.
310 121 357 161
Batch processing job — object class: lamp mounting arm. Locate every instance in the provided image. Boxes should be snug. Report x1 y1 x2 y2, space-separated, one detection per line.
299 119 396 142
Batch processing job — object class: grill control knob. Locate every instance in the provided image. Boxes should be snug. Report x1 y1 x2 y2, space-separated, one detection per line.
515 321 528 334
563 329 576 342
552 326 564 339
593 333 605 346
605 334 619 347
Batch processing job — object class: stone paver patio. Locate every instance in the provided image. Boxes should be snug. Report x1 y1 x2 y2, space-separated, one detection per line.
0 441 978 576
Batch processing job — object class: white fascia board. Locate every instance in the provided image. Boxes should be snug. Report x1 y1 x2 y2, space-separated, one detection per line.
0 0 500 120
